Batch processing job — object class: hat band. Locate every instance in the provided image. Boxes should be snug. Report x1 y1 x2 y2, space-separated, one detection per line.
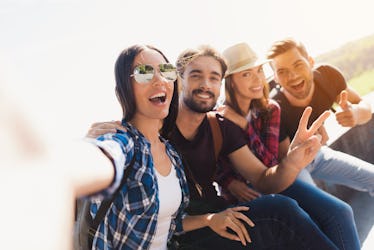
230 56 258 72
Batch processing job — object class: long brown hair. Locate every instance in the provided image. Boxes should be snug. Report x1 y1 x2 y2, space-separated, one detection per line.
224 74 271 122
114 44 179 138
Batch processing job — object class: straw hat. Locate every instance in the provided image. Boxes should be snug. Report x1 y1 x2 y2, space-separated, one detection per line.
223 42 269 77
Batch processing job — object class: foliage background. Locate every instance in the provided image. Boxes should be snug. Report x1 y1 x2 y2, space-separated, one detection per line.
316 34 374 95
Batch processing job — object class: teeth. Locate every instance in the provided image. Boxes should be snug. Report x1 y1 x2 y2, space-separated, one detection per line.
251 86 262 91
196 93 210 99
290 80 303 87
149 93 166 99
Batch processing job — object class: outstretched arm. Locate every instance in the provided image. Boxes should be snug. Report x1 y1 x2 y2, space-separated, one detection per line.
0 93 116 250
67 140 115 197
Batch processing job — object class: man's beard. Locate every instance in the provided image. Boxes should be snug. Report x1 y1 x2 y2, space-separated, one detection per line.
183 89 216 113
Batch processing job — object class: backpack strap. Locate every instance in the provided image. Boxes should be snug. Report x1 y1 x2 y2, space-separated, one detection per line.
207 111 223 161
87 136 138 247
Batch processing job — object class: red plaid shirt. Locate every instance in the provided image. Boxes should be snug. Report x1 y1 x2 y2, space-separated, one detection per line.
215 100 281 203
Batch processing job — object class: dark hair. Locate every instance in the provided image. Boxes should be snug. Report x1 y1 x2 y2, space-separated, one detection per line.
266 38 309 59
114 44 178 137
176 45 227 79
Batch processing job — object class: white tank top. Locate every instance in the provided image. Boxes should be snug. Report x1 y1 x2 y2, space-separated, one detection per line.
149 166 182 250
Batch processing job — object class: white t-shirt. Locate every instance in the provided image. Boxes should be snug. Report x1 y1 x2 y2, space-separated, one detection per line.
149 166 182 250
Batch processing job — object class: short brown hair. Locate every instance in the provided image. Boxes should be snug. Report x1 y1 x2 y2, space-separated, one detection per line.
266 38 309 59
176 45 227 79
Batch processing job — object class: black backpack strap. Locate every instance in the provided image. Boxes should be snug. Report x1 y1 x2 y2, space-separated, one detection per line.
87 136 138 247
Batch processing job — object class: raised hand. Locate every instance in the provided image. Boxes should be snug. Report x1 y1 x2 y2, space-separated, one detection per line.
207 206 254 246
286 107 330 170
335 90 357 127
86 120 124 138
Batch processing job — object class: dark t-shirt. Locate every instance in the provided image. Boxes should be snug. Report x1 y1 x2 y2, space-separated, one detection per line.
270 64 347 141
169 113 248 201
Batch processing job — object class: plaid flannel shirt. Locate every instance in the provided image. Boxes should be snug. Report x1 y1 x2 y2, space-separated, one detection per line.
89 122 189 250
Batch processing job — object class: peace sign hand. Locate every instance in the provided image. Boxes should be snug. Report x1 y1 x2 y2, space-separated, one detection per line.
286 107 330 171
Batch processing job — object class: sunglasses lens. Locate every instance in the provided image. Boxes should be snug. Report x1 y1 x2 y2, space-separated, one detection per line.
133 65 154 83
133 64 177 83
159 63 177 81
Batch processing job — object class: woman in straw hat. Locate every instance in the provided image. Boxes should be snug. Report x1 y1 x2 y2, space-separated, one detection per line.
216 42 280 204
215 42 361 250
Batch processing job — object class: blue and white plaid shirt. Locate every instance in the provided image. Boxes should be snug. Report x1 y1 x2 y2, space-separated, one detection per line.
89 122 189 250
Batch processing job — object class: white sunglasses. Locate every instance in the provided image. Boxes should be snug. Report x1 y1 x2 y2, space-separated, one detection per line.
131 63 177 84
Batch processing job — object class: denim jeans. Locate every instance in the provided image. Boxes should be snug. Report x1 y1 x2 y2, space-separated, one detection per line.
177 194 338 250
297 146 374 196
280 180 361 250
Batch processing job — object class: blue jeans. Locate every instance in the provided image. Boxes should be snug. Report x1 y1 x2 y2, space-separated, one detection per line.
297 146 374 196
178 195 338 249
280 180 360 250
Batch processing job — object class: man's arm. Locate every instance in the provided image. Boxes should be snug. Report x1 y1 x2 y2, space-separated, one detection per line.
278 126 328 162
228 144 296 194
278 137 290 161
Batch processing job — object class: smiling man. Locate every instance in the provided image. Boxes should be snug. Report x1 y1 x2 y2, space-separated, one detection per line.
268 37 374 196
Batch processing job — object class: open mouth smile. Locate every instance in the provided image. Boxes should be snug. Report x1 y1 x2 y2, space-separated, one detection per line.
193 89 214 100
149 92 167 104
289 80 305 91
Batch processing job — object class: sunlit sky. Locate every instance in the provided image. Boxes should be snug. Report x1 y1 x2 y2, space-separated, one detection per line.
1 0 373 145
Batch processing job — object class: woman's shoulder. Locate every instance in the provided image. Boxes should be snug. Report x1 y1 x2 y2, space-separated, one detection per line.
162 137 182 159
268 99 280 109
114 122 143 144
94 123 140 156
266 99 281 114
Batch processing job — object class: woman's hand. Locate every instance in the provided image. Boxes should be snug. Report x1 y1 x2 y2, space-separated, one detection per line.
227 179 261 202
207 206 254 246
